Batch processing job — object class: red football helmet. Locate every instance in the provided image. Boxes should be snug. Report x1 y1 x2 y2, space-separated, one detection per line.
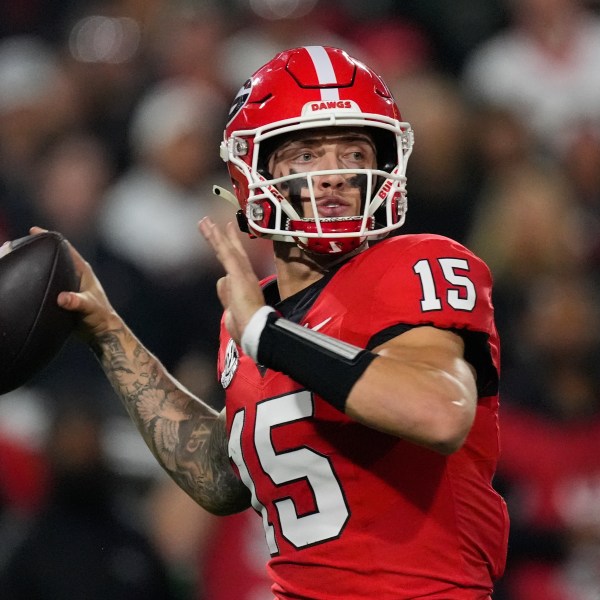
217 46 413 255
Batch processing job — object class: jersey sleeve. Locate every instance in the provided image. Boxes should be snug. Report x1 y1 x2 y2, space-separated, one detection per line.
369 235 499 396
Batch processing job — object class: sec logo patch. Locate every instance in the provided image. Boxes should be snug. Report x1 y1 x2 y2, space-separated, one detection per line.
220 338 239 388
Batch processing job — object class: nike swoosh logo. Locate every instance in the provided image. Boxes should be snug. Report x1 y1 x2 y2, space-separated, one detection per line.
309 317 332 332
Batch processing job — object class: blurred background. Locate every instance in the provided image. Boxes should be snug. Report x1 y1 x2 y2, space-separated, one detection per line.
1 0 600 598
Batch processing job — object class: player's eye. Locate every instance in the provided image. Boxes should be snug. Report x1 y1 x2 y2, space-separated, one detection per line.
341 148 369 166
296 151 315 162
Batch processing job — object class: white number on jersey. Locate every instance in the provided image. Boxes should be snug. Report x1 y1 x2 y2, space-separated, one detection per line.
413 258 477 312
228 391 349 555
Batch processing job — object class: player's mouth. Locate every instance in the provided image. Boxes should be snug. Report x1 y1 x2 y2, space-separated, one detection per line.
316 196 353 218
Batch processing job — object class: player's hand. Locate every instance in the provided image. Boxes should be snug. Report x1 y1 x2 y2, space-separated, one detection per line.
29 226 121 342
198 218 265 344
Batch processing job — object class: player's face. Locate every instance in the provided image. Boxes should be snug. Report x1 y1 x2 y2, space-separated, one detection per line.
267 129 377 219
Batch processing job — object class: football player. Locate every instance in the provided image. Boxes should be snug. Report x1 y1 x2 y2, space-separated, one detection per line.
52 46 509 598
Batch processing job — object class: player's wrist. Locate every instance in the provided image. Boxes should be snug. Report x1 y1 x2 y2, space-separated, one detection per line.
241 305 278 361
85 310 125 349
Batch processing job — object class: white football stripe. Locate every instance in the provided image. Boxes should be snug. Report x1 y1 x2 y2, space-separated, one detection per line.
304 46 339 102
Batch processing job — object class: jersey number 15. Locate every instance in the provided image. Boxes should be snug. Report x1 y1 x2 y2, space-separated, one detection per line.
413 258 476 312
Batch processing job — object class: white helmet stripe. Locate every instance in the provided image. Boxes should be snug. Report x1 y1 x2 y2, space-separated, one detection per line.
304 46 340 101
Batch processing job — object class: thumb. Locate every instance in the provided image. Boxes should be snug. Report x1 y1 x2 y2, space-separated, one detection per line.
57 290 81 311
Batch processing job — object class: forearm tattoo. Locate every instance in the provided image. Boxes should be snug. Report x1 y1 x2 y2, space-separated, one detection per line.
91 326 250 515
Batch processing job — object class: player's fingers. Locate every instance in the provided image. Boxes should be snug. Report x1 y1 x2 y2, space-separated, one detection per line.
199 218 246 277
224 222 254 272
29 226 47 235
57 290 84 312
199 217 228 258
57 288 107 325
57 289 114 342
198 216 213 239
199 216 225 249
224 221 245 253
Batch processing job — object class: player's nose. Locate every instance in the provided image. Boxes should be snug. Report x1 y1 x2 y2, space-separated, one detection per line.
314 152 346 188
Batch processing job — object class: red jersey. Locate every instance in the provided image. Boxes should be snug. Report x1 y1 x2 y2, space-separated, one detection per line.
217 234 509 599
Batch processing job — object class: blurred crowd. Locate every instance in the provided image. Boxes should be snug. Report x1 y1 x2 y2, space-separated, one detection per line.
1 0 600 598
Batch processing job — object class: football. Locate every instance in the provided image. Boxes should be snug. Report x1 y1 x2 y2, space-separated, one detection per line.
0 231 79 395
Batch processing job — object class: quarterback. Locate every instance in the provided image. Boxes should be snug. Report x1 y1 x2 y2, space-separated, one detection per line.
53 46 509 598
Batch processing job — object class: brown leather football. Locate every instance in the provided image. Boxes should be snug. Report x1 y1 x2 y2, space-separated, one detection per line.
0 232 79 394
